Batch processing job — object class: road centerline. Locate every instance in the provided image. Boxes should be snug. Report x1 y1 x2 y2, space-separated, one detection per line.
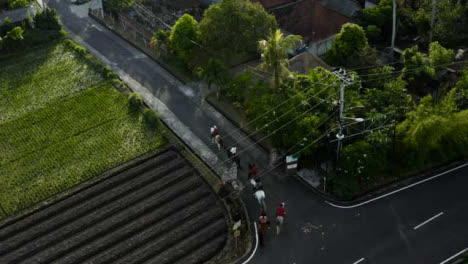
352 257 365 264
414 212 444 230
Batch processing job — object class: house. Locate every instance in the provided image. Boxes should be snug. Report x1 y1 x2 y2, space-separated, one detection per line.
253 0 362 55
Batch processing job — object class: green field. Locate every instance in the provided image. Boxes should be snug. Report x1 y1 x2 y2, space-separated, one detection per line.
0 43 165 216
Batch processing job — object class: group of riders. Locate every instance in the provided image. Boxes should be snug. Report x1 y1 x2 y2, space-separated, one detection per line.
211 125 287 247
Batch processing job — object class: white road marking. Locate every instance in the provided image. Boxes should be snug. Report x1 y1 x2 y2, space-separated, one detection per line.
352 257 365 264
241 221 258 264
413 212 444 230
440 248 468 264
325 163 468 209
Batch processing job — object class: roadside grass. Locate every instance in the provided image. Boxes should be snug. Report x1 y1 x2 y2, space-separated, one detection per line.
0 43 166 217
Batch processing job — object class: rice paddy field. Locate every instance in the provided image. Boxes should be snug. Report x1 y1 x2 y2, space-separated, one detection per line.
0 42 166 217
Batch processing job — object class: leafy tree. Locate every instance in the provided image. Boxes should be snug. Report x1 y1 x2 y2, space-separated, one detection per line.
9 0 29 9
257 29 302 90
454 67 468 109
360 0 392 41
150 29 170 55
328 23 369 66
1 17 13 36
335 140 386 197
401 45 434 81
169 14 199 63
364 25 381 43
429 41 454 67
396 90 459 167
414 0 468 46
5 26 24 41
245 68 339 155
199 0 277 57
34 7 61 30
364 77 413 121
198 58 229 99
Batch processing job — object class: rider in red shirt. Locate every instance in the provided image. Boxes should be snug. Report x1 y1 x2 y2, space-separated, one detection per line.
276 203 286 218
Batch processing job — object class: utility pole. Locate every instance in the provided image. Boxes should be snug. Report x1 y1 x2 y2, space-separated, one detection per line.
429 0 436 44
391 0 396 62
331 69 354 163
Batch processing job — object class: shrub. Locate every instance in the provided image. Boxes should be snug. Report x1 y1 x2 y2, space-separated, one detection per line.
9 0 29 9
365 25 381 43
34 8 61 31
128 92 143 110
143 108 160 129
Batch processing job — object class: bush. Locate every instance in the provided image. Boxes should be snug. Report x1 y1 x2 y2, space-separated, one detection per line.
365 25 381 43
34 8 61 30
128 92 143 110
9 0 29 9
143 108 160 129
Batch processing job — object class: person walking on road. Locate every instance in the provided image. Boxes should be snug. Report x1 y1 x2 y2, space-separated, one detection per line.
275 202 286 235
214 134 223 151
210 125 218 143
254 185 266 211
248 163 258 180
229 146 240 168
257 212 270 247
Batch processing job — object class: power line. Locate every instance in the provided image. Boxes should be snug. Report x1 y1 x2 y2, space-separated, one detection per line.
222 90 339 163
217 78 339 157
217 73 335 144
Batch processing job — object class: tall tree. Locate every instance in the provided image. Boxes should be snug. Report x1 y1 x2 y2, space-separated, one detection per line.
199 0 277 58
169 14 199 63
328 23 369 67
257 29 302 90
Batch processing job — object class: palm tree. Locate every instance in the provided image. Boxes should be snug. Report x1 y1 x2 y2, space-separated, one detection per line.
257 29 302 90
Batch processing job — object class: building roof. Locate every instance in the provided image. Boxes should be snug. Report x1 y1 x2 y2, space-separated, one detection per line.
0 149 228 264
272 0 354 42
289 52 331 73
316 0 362 18
252 0 296 9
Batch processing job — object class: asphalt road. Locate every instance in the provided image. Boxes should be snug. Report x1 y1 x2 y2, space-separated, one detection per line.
47 1 468 263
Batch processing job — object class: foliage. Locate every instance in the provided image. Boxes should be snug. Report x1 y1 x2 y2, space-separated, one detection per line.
414 0 468 46
169 14 199 63
221 71 251 104
455 67 468 109
364 25 381 43
197 58 229 95
2 26 24 50
0 0 29 10
257 29 302 90
9 0 28 9
364 77 413 121
150 29 170 54
333 140 387 199
143 108 160 129
245 67 340 155
128 92 143 110
428 41 454 67
5 26 23 40
0 17 13 36
395 90 464 168
0 43 165 216
360 0 392 42
328 23 369 66
401 45 434 81
34 7 62 30
199 0 277 57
